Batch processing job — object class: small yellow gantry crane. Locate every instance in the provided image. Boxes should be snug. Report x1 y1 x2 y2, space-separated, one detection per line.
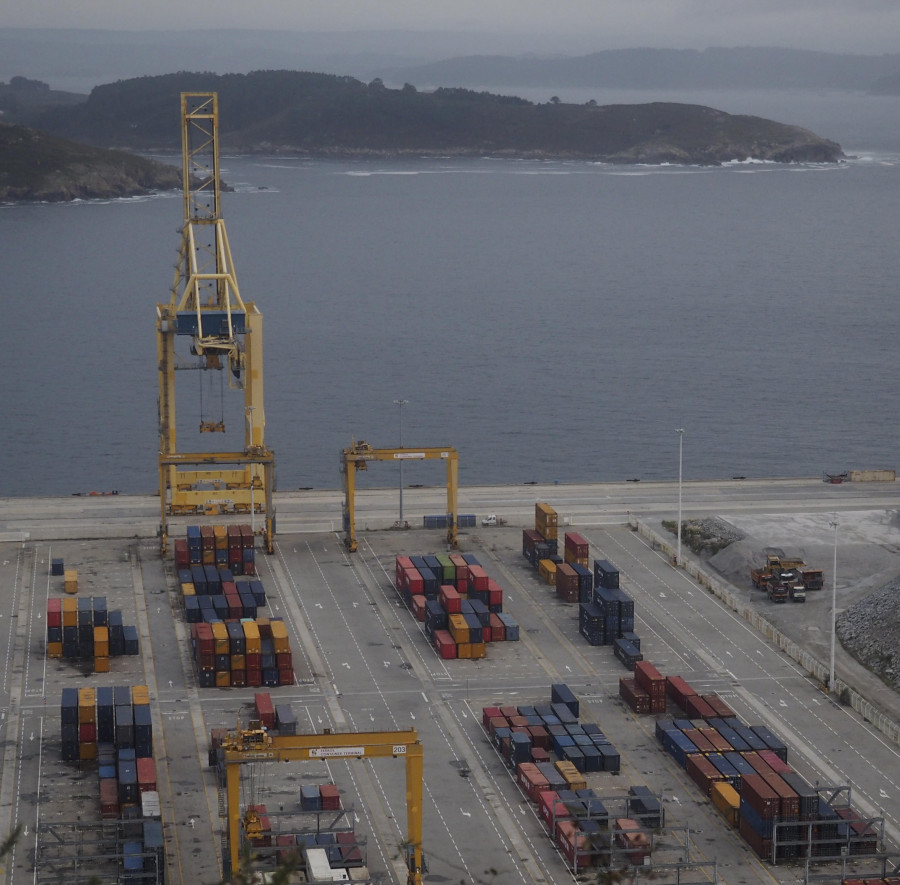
157 92 275 554
217 722 425 885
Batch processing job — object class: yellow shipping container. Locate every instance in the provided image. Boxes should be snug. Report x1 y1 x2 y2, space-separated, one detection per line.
242 620 261 655
62 597 78 627
214 524 228 550
79 742 98 761
456 642 472 659
535 502 558 525
202 549 215 566
211 622 229 656
94 656 110 673
710 781 740 827
539 559 557 585
470 642 486 659
47 641 63 658
64 569 78 594
132 685 150 705
554 760 586 791
447 613 468 644
78 687 96 723
215 670 231 688
270 619 290 654
231 654 246 671
181 582 195 596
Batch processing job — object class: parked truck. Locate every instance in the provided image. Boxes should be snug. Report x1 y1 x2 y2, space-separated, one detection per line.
767 578 789 603
800 567 824 591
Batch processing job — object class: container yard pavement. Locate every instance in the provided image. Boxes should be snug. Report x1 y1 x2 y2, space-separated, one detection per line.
0 477 899 885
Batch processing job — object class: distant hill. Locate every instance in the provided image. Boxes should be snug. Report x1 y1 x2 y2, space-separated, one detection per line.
386 47 900 92
23 70 844 165
0 122 179 202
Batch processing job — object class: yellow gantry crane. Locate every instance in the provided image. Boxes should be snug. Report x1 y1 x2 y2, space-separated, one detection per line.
340 441 458 552
219 724 425 885
157 93 275 555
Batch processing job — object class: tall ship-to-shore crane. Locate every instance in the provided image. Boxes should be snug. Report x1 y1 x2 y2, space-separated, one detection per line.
157 93 275 555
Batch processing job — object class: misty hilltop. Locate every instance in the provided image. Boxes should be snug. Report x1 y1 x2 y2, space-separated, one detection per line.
19 71 844 166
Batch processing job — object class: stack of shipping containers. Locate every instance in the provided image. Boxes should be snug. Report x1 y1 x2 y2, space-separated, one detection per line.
395 552 519 659
189 616 293 687
61 684 164 882
47 596 140 670
174 523 256 576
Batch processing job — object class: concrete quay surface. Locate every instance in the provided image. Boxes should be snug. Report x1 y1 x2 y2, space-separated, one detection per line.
0 477 899 885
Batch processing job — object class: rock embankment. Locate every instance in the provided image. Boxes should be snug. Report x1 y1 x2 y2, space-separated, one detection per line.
837 581 900 691
0 123 180 202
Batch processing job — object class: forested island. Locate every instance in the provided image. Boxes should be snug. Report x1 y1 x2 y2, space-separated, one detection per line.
1 70 845 202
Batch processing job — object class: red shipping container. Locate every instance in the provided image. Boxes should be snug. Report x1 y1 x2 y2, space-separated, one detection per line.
276 652 293 669
79 722 96 743
221 580 237 595
635 661 666 698
489 613 505 642
449 554 469 582
403 567 423 595
247 668 262 687
433 629 456 659
681 728 716 753
759 749 791 774
456 578 467 594
336 830 363 865
99 778 119 818
555 563 579 602
555 819 594 868
487 717 508 737
687 753 725 795
468 565 489 592
411 594 427 622
528 725 550 750
278 668 294 686
481 706 502 729
702 693 736 718
499 706 518 718
743 751 777 779
699 727 732 753
531 746 550 763
440 585 462 613
564 532 589 557
195 622 214 654
254 692 276 728
666 675 697 708
741 773 780 818
246 653 261 669
684 694 717 720
761 771 800 817
395 556 414 589
231 670 247 687
137 757 157 792
319 783 341 810
539 790 574 831
47 598 62 628
487 579 503 608
619 677 650 714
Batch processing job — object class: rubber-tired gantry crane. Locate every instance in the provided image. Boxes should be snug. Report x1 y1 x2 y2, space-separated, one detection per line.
340 441 459 552
218 722 425 885
157 93 275 555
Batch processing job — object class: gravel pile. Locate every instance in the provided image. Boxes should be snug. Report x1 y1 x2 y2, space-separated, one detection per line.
836 581 900 691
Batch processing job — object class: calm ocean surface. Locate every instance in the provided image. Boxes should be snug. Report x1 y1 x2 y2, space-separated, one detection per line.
3 88 900 497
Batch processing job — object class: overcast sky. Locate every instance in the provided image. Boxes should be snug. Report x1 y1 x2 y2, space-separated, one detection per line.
6 0 900 55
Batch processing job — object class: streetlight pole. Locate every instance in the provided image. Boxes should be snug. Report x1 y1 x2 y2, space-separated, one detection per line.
829 514 838 692
246 405 255 534
393 399 408 524
675 429 684 566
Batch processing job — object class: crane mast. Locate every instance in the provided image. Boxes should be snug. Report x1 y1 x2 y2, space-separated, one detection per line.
157 92 275 554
